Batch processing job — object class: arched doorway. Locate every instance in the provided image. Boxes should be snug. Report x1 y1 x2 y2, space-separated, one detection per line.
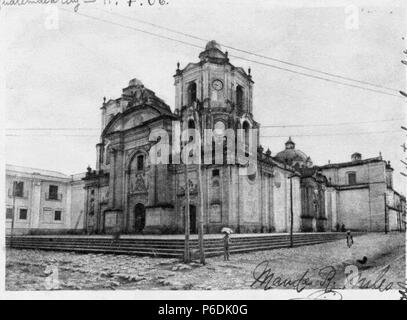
184 205 197 234
134 203 146 233
189 205 197 234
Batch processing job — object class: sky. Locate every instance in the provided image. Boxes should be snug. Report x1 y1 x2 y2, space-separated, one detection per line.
1 0 406 192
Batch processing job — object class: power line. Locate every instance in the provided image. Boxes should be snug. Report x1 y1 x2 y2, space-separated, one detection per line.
261 118 403 128
62 9 403 99
5 117 403 131
260 130 400 138
229 55 402 98
6 130 400 137
99 8 400 93
6 128 100 131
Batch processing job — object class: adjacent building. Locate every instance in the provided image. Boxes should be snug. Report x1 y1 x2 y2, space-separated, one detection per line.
5 164 86 235
275 140 406 232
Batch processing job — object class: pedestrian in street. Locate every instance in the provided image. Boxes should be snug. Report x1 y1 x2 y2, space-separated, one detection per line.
335 223 340 232
346 230 354 248
341 223 346 232
223 232 231 261
221 227 233 261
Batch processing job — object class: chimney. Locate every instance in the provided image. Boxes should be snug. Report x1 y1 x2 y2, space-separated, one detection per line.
351 152 362 161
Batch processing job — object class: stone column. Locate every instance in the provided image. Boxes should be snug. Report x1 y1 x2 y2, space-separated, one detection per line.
114 147 124 210
65 183 72 230
108 148 116 209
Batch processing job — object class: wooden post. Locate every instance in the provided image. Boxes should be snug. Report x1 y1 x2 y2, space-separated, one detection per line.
193 107 205 265
384 193 388 234
183 118 191 263
289 175 294 247
10 181 16 247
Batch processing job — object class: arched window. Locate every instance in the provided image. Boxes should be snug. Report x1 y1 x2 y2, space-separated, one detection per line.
137 154 144 171
243 121 250 154
188 119 195 129
236 85 244 109
187 119 195 144
187 82 197 105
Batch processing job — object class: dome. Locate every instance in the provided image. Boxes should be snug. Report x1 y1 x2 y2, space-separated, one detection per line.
128 78 143 87
205 40 222 51
275 137 311 166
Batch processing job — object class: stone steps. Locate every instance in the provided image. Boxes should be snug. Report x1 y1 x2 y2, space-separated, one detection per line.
6 232 360 258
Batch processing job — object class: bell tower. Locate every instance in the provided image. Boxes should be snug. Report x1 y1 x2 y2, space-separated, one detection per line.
174 40 257 136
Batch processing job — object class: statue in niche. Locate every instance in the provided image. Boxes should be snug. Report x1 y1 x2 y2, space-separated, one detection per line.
179 179 197 195
131 174 148 193
129 87 148 108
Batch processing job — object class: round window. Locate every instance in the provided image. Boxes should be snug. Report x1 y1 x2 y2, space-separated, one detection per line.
214 121 225 136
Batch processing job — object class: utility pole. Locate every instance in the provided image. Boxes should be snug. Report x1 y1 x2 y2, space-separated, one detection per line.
183 117 191 263
10 181 17 247
289 174 294 247
193 106 205 265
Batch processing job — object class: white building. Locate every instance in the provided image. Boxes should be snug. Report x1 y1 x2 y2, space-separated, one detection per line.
5 164 86 235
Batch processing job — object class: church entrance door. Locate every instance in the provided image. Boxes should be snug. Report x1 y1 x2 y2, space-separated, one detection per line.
134 203 146 233
189 205 197 234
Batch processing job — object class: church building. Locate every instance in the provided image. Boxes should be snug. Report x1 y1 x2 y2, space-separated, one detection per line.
83 41 404 234
83 41 308 234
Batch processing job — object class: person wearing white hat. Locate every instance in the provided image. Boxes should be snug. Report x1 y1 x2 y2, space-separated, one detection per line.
222 230 232 261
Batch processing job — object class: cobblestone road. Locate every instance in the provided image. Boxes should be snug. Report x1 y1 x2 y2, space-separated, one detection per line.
5 233 405 291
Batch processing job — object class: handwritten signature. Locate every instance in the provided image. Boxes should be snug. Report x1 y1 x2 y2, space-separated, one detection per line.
291 289 343 300
251 260 402 295
398 281 407 300
0 0 169 11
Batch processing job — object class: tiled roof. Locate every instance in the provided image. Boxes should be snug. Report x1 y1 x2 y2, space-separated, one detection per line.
318 157 383 169
6 164 69 179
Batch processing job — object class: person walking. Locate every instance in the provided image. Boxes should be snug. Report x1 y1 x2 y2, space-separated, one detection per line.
221 227 233 261
223 233 231 261
346 230 354 248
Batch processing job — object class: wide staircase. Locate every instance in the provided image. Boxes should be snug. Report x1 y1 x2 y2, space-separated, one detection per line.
5 232 362 258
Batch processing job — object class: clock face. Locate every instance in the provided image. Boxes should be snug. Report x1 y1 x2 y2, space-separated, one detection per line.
212 79 224 91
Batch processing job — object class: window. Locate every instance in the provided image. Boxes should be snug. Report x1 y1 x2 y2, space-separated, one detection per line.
212 169 220 177
54 210 62 221
187 82 197 105
6 208 13 220
48 185 58 200
243 121 250 154
187 119 196 143
348 172 357 185
137 155 144 171
14 181 24 197
19 208 27 220
236 85 244 109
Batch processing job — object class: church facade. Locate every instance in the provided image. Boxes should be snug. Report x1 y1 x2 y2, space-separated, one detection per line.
83 41 307 234
83 41 405 234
